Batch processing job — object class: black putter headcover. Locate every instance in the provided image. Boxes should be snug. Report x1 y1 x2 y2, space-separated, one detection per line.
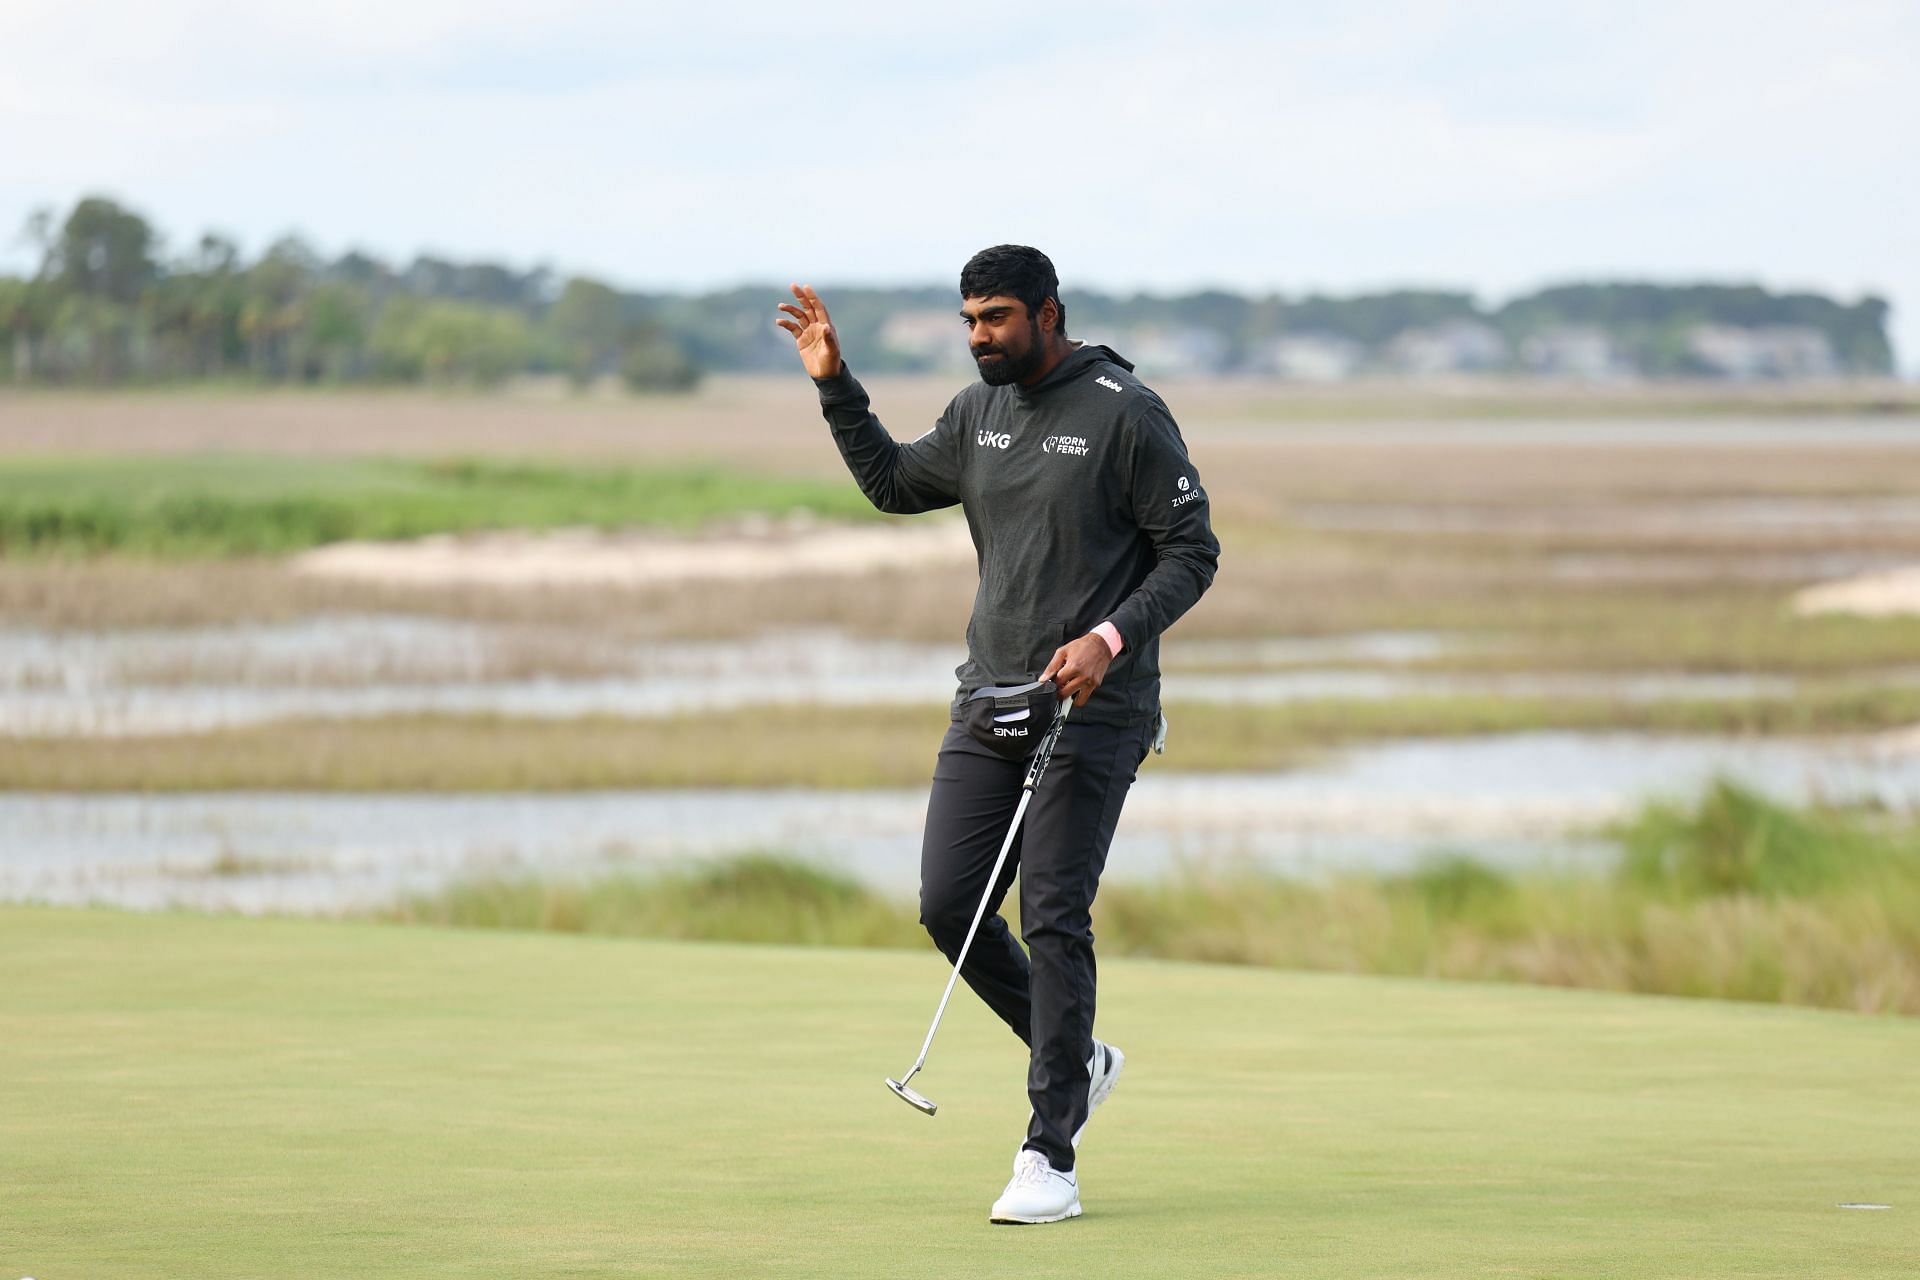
962 678 1061 761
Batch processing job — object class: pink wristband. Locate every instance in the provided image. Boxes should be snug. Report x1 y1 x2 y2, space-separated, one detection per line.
1092 621 1124 657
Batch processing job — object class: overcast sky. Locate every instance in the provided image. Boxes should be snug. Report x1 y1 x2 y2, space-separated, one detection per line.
3 0 1914 370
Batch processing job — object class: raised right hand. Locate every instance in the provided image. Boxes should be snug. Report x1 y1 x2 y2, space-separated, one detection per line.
775 283 844 380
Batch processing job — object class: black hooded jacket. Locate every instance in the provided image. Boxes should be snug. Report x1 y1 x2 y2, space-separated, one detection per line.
813 342 1220 727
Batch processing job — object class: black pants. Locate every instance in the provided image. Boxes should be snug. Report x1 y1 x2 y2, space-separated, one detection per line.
918 716 1153 1172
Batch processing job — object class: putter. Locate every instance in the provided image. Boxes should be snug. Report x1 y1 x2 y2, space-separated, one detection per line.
886 695 1072 1115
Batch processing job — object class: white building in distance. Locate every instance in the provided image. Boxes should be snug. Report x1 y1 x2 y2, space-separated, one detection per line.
1384 319 1510 375
1686 325 1840 379
1518 326 1626 380
1248 332 1367 382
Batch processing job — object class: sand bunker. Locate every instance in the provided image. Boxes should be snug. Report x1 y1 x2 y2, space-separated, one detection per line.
1792 565 1920 617
290 517 975 589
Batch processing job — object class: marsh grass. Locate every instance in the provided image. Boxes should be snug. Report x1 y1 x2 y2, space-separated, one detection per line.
375 780 1920 1015
0 707 958 790
0 555 978 634
1124 779 1920 1013
13 684 1920 791
199 850 322 878
1411 595 1920 675
10 462 1920 683
0 454 880 557
380 853 927 948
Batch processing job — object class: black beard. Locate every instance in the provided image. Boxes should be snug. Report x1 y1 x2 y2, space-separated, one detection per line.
973 320 1045 386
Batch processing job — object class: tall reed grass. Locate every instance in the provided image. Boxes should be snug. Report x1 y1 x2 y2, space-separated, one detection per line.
378 779 1920 1015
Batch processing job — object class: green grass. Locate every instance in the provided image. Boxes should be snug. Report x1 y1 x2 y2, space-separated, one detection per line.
385 853 928 948
1401 591 1920 677
3 907 1917 1278
375 782 1920 1016
0 454 883 556
1167 684 1920 773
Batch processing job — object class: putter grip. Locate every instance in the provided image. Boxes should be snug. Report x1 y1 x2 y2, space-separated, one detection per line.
1021 699 1071 790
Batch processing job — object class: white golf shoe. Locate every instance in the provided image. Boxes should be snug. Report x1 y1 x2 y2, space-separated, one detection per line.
990 1149 1082 1224
1074 1039 1125 1148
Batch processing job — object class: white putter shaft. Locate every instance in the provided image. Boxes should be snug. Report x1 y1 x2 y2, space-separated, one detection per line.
887 698 1071 1115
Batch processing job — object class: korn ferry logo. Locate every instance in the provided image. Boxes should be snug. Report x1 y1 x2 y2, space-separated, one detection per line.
1042 434 1091 457
976 431 1012 449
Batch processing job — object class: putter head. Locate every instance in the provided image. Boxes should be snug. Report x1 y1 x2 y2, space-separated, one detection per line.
885 1077 938 1115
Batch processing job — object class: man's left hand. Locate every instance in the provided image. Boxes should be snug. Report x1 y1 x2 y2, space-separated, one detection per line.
1042 634 1114 708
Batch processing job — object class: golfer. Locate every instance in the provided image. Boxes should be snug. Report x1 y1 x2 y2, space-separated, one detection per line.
778 245 1219 1223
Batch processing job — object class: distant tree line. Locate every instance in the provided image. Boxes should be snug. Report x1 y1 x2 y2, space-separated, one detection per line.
0 195 1896 387
815 283 1894 378
0 196 698 390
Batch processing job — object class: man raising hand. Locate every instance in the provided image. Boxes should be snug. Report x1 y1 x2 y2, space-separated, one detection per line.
781 247 1219 1224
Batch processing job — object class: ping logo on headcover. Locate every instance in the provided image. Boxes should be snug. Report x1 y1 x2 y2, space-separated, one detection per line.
993 725 1030 738
1095 375 1124 393
976 431 1012 449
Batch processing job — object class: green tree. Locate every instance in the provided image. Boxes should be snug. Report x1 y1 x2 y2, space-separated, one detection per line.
369 297 530 386
406 301 529 385
239 236 318 379
304 282 369 382
620 331 700 392
368 295 427 380
45 292 136 382
144 271 203 379
181 234 245 377
5 209 59 382
543 276 624 386
0 278 41 382
50 196 157 304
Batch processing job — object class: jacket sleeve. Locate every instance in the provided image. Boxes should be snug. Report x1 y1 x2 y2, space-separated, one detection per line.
1107 397 1220 650
813 364 961 515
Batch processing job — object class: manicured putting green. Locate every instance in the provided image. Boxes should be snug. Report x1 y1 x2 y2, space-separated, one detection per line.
2 906 1915 1277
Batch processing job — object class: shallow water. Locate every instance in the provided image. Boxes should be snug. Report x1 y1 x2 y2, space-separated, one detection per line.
1 668 1833 736
0 619 1880 736
1211 416 1920 447
1295 495 1920 537
9 730 1920 915
1546 549 1915 583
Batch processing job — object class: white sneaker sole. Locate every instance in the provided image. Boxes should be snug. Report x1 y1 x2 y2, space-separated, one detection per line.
991 1199 1083 1225
1072 1043 1125 1148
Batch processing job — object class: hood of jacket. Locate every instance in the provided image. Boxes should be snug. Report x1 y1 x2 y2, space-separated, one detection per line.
1011 340 1135 401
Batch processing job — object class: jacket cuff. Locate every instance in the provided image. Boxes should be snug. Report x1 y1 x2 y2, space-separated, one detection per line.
811 362 860 403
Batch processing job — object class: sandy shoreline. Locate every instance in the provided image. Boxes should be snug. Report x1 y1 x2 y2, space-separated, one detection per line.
1794 563 1920 616
290 516 975 588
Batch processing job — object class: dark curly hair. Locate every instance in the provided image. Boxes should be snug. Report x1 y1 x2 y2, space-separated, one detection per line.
959 244 1067 338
